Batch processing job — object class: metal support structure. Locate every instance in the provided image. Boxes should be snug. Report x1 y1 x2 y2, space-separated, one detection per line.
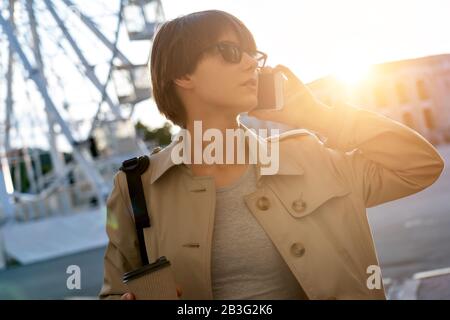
59 0 155 155
0 156 15 222
21 140 38 194
1 0 16 221
59 0 132 65
87 0 125 138
0 2 16 270
26 0 71 213
61 0 146 138
61 0 139 135
4 0 14 155
13 154 21 197
0 11 109 205
123 0 164 41
42 0 124 121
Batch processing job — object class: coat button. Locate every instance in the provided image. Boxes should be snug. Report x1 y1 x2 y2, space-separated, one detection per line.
256 196 270 211
292 199 307 213
290 242 306 257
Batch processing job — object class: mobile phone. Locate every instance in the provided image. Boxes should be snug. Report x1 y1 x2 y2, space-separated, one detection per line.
256 70 285 110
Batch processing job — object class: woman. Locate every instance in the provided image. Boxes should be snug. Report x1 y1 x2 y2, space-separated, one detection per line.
99 10 444 300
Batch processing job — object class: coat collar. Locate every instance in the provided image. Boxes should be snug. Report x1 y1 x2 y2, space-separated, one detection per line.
149 113 309 184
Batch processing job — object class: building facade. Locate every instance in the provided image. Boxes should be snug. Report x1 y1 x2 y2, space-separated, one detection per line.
308 54 450 145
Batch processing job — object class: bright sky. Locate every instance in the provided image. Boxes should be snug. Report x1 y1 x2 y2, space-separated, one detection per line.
2 0 450 150
162 0 450 81
133 0 450 129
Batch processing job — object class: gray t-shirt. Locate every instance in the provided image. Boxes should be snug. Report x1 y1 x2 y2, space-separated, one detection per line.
211 164 308 300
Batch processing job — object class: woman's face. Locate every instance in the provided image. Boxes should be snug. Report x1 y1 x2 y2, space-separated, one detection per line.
188 30 259 116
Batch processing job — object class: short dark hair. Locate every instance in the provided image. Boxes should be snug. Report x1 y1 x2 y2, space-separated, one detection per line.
149 10 257 128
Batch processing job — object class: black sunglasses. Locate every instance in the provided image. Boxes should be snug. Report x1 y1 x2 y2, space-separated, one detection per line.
202 42 267 68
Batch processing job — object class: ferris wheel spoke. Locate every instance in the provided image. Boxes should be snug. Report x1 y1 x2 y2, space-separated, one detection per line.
3 0 15 158
25 0 83 212
60 0 131 65
1 0 167 223
0 11 109 205
86 1 128 139
42 0 123 120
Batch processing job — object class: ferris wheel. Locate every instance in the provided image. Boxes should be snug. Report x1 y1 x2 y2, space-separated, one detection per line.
0 0 165 221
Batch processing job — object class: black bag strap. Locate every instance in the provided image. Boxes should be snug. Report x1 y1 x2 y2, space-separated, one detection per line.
120 155 151 266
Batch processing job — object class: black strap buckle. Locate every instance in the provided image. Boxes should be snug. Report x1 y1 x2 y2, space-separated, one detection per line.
121 157 139 172
120 156 149 175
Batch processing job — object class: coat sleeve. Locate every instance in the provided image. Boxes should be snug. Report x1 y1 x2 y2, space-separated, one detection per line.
98 171 141 299
315 100 444 208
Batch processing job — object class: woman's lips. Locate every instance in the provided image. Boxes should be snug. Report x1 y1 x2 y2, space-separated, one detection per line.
242 78 257 86
241 78 258 90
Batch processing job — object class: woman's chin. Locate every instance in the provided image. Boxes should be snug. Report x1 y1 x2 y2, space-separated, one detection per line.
222 96 257 114
240 96 258 111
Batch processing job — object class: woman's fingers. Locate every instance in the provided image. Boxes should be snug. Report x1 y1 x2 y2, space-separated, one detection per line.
274 64 307 97
120 292 135 300
274 64 304 85
119 289 180 300
259 66 273 74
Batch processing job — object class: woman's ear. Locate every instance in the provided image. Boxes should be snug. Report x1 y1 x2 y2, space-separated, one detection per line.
174 74 195 90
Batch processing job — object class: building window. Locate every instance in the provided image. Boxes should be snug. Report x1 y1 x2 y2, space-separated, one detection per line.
396 82 409 104
423 108 435 130
402 112 415 129
416 79 429 100
373 84 387 107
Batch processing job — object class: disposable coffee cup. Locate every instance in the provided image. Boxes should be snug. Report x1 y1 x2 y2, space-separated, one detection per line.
123 256 179 300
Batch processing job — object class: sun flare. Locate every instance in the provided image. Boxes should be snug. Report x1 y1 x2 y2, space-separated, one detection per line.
331 57 372 86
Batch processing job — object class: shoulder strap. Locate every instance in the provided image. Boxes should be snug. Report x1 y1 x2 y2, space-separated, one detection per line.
120 155 151 266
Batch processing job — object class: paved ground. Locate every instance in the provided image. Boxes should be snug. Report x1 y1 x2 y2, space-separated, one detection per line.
0 247 106 299
0 145 449 299
368 144 450 298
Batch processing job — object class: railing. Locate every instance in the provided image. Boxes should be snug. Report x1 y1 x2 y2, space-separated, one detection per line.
0 152 136 223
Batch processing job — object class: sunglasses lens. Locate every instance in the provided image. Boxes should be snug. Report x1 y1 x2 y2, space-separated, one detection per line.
216 43 266 67
222 45 241 63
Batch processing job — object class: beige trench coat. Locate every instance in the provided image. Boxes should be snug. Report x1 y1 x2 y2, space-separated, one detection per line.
99 101 444 300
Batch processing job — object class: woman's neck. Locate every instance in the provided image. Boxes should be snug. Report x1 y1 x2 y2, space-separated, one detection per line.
184 114 250 167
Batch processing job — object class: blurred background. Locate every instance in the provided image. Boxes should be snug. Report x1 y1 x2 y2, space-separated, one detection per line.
0 0 449 299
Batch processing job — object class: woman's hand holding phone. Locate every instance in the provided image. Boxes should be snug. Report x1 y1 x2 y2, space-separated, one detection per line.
249 64 333 133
